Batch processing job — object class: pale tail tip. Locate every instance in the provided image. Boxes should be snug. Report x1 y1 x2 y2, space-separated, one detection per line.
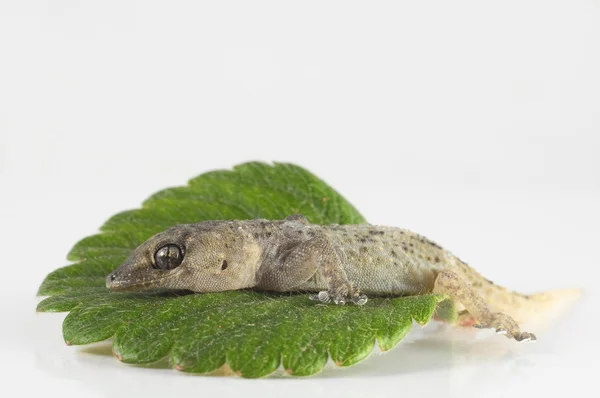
522 287 583 330
526 287 583 319
528 287 582 303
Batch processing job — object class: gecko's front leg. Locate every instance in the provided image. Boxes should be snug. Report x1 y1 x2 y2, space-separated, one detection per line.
261 235 368 306
303 235 368 306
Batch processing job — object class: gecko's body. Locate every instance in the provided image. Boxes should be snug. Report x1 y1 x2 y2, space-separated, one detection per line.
108 215 550 342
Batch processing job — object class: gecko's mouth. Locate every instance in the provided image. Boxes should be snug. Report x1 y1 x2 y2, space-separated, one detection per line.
106 273 171 291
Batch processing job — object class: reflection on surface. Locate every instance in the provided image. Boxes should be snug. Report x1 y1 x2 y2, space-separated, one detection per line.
33 314 535 394
31 292 589 398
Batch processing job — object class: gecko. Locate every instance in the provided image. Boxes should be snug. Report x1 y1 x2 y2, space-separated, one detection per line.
107 214 560 342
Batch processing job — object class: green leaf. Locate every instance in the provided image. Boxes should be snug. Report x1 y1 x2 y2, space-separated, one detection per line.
37 161 453 377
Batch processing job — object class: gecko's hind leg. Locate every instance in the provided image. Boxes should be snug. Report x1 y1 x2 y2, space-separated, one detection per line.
432 270 536 342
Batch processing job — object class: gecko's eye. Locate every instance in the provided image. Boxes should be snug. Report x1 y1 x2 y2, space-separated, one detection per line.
154 244 183 270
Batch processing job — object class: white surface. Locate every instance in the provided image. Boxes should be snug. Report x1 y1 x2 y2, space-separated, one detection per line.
1 1 599 397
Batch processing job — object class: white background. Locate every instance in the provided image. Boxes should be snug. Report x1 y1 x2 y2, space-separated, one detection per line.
1 1 599 397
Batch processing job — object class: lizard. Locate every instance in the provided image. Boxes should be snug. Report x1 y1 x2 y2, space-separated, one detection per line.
106 214 565 342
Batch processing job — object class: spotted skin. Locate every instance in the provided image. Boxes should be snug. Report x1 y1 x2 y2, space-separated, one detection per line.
107 215 543 341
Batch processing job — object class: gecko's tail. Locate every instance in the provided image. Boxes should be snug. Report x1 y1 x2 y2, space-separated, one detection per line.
493 287 582 324
453 260 582 324
470 276 583 325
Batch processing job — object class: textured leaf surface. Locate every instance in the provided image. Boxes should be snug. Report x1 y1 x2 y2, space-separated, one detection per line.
37 162 453 377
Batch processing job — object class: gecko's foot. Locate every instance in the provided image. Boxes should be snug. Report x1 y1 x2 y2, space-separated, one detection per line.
309 284 368 306
514 332 537 342
473 313 536 342
310 290 345 305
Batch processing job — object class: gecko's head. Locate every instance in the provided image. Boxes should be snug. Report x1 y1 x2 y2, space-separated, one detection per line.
106 222 261 293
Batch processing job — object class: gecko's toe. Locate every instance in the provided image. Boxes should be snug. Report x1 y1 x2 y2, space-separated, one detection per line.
352 294 368 306
515 332 537 343
496 328 508 335
309 291 331 303
332 296 346 305
309 290 350 305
